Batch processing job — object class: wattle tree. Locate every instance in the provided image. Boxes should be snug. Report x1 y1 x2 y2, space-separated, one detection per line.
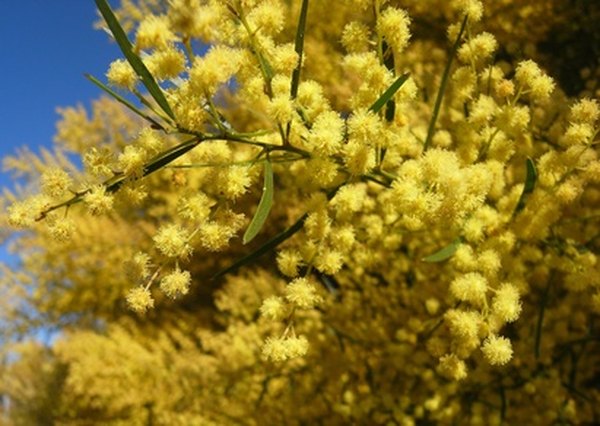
1 0 599 424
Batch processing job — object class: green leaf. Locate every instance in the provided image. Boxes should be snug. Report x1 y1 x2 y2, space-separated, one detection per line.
285 0 309 140
85 74 164 129
94 0 175 120
143 138 201 176
106 137 200 193
213 184 343 280
290 0 309 100
37 137 201 220
315 271 340 298
369 73 410 114
423 14 468 151
243 160 274 244
422 238 461 262
381 41 396 124
513 158 537 216
214 213 307 280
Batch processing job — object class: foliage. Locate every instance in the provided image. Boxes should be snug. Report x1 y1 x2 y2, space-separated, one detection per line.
1 0 600 424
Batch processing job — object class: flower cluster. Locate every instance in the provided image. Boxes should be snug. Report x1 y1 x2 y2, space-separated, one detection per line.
1 0 599 424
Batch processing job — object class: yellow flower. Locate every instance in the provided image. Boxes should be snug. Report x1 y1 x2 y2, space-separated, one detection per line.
144 47 186 80
125 252 152 280
83 185 114 215
261 335 308 362
125 286 154 313
118 145 147 177
342 21 371 53
449 272 488 306
481 335 513 365
190 46 242 94
106 59 137 90
47 218 75 242
153 224 192 258
40 168 72 198
277 249 303 277
377 7 411 54
491 283 522 323
160 268 192 298
514 60 555 102
438 354 468 381
259 296 287 320
135 15 177 50
285 277 322 309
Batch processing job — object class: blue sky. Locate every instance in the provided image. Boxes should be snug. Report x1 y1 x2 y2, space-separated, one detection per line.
0 1 121 171
1 1 121 265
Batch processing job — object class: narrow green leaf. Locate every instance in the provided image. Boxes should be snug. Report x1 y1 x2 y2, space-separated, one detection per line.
94 0 175 120
381 41 396 123
243 161 274 244
382 40 395 71
423 14 468 151
315 271 340 298
214 213 307 280
85 74 164 129
38 137 201 220
143 138 200 175
285 0 309 141
422 238 461 262
523 158 537 191
106 137 200 193
290 0 309 99
213 184 343 280
369 73 410 114
259 52 274 83
513 158 537 216
384 101 396 122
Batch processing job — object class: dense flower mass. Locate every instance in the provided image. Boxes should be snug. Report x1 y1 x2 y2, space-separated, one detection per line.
1 0 599 424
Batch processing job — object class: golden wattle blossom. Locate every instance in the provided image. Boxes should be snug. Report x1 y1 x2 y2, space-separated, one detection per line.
1 0 599 424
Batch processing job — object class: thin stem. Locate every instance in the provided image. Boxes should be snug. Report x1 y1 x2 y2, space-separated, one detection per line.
477 127 501 162
168 154 302 169
205 94 227 133
373 0 384 64
132 88 174 126
228 1 289 146
285 0 310 143
423 15 468 151
213 133 311 157
229 3 274 97
375 168 398 181
363 173 391 188
36 137 201 221
144 265 164 290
